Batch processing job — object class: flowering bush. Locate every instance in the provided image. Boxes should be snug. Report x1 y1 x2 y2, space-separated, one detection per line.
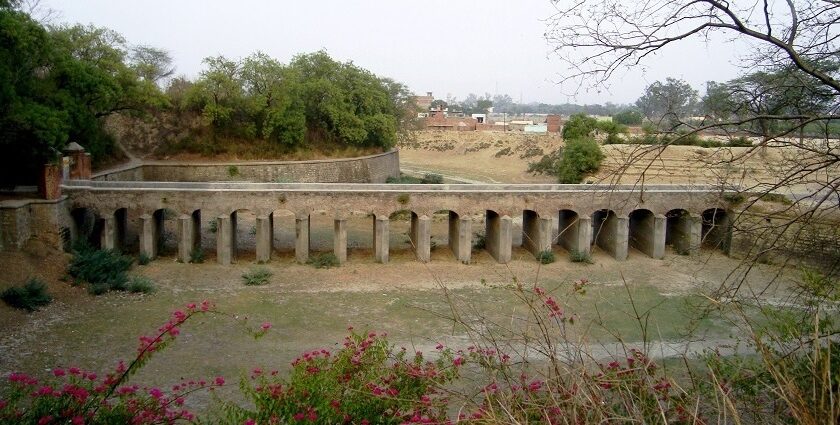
224 329 460 424
0 300 268 424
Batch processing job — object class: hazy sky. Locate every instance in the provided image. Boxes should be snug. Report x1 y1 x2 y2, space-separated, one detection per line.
45 0 748 105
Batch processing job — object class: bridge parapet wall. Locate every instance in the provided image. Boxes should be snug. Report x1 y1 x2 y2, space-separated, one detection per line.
92 150 400 184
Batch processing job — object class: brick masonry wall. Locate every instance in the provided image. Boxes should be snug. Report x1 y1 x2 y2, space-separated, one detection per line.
729 211 840 273
92 150 400 183
0 198 71 252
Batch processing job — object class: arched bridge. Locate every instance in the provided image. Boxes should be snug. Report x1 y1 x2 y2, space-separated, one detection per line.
62 181 735 265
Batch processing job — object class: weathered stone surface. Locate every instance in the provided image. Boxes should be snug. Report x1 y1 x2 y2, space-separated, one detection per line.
92 150 400 183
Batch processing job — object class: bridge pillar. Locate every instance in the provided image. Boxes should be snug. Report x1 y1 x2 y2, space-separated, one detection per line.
448 212 471 264
522 211 552 259
177 214 195 263
669 214 702 255
485 211 512 264
629 213 666 259
334 219 347 264
295 214 310 263
216 215 233 265
100 216 117 251
595 213 628 261
139 214 158 259
410 212 431 263
559 212 592 257
373 216 389 263
255 215 272 263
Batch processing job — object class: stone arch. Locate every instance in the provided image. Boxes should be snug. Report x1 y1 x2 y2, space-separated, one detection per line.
441 209 471 264
522 209 552 259
628 209 664 259
701 208 731 253
591 209 628 261
665 209 699 255
70 207 101 249
268 208 296 258
557 209 590 257
484 209 512 263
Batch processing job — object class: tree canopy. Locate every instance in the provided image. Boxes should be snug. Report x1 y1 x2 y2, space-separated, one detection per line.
0 4 413 186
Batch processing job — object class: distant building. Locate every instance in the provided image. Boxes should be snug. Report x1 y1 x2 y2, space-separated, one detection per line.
471 113 486 124
414 91 434 112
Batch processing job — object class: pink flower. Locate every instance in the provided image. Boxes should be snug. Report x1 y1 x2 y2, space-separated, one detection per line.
293 412 306 421
243 420 255 425
37 416 53 425
453 357 464 367
149 388 164 399
214 376 225 386
52 368 65 377
260 322 272 331
435 343 443 350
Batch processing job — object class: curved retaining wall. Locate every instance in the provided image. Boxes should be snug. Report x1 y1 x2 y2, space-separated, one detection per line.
93 149 400 183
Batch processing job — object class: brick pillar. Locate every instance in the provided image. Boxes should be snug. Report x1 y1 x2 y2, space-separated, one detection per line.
373 216 389 263
334 219 347 264
255 215 272 263
39 164 62 200
295 214 310 263
448 211 471 264
410 212 431 263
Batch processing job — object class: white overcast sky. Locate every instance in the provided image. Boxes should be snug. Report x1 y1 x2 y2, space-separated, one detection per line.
45 0 747 105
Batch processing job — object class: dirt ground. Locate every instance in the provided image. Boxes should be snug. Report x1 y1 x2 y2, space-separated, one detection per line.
399 130 793 187
0 233 796 409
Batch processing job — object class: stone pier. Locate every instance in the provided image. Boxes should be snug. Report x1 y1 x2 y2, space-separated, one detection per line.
410 212 431 263
176 214 194 263
216 215 233 265
558 211 591 257
255 215 272 263
295 214 309 263
522 210 552 258
629 212 666 259
373 216 389 263
668 213 702 255
594 211 628 261
485 210 512 263
334 218 347 264
448 211 471 264
100 216 117 251
139 213 159 259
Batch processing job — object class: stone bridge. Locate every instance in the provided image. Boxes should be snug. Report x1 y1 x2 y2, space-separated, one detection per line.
62 180 735 265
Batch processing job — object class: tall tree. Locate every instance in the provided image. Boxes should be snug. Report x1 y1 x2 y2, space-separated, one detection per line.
635 78 698 128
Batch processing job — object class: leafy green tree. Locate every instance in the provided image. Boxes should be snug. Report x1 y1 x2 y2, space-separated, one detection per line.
612 109 643 125
562 113 598 140
635 78 698 128
556 138 604 183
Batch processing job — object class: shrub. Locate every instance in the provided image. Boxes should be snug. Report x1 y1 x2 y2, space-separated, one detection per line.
227 165 240 177
224 330 458 424
420 173 443 184
307 253 340 269
128 276 156 294
556 138 604 183
472 233 486 250
138 252 151 265
397 193 410 204
68 245 134 293
527 149 563 175
242 268 272 286
190 247 205 264
569 250 593 263
728 136 753 147
386 174 422 184
537 250 555 264
208 220 218 233
1 278 52 312
759 192 792 205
